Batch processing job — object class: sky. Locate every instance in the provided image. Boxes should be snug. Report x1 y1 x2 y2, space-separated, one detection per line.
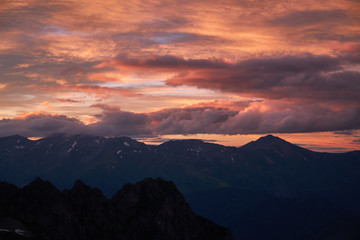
0 0 359 152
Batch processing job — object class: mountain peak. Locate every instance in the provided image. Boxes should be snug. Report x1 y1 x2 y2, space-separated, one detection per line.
24 178 60 196
69 180 105 199
72 179 89 189
256 134 285 144
28 177 52 187
240 135 305 155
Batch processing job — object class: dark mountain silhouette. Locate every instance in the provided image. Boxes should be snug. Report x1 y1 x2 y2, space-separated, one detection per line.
1 134 360 239
0 178 233 240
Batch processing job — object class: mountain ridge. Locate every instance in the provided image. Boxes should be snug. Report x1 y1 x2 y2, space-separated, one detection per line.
0 133 334 153
0 177 233 240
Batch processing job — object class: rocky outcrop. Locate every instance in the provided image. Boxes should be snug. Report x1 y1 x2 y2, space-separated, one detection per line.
0 178 233 240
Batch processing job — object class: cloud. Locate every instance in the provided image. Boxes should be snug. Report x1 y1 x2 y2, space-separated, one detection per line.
333 130 357 136
88 110 151 136
108 54 228 71
217 103 360 134
56 98 82 103
52 84 141 98
268 9 350 27
149 106 239 134
0 110 151 137
0 2 65 33
104 53 359 105
90 104 121 111
166 55 358 104
148 102 360 135
1 100 360 138
0 113 86 137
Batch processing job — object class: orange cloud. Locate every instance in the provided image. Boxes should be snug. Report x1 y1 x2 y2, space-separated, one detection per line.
14 111 45 120
41 101 55 109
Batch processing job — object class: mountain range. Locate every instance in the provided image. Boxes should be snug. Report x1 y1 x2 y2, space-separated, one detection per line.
1 134 360 239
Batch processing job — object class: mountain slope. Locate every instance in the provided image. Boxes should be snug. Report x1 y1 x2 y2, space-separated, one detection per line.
186 187 360 240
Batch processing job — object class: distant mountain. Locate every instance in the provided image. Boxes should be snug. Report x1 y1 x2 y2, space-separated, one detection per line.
1 134 360 239
241 134 307 153
0 178 233 240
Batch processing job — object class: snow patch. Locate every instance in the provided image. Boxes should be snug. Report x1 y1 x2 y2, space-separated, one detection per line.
15 145 24 149
67 141 77 153
15 229 26 236
46 144 54 154
272 147 284 157
0 229 10 232
116 150 122 154
187 148 200 153
124 142 130 147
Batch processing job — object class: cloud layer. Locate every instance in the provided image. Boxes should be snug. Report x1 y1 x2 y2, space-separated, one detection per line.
1 101 359 138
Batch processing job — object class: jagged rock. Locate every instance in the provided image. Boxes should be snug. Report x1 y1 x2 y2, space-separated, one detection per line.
0 178 233 240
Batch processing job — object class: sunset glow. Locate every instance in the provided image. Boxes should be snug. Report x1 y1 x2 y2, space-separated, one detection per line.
1 0 359 151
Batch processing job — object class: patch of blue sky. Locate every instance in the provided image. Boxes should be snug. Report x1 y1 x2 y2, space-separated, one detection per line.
113 32 197 44
41 25 87 36
151 32 196 44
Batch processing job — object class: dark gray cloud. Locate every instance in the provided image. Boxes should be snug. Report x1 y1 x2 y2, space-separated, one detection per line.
0 114 86 138
113 54 228 70
163 54 360 104
88 110 152 136
217 105 360 134
148 104 360 135
149 107 239 134
0 110 151 138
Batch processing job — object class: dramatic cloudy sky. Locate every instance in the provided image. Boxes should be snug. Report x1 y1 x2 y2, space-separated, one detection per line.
1 0 359 151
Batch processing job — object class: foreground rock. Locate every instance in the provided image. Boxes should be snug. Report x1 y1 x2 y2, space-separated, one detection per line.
0 178 233 240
